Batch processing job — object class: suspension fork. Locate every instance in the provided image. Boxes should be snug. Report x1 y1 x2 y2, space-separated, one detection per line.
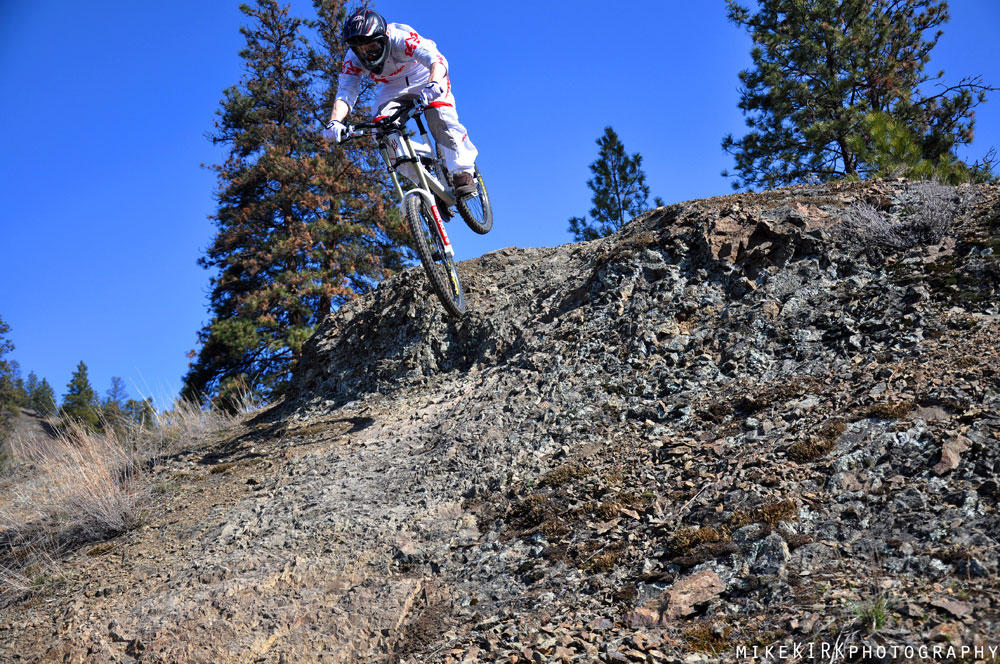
380 144 406 203
401 133 454 257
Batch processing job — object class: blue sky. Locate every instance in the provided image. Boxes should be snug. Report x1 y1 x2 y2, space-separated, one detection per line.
1 1 998 410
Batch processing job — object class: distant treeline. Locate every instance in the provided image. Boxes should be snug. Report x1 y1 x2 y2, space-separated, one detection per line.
0 315 154 437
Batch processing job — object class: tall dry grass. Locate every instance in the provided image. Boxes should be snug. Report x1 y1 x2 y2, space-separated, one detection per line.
0 419 151 602
153 395 254 451
45 419 150 539
0 393 258 601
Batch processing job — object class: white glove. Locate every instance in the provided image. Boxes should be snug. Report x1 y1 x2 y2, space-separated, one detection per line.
420 80 445 105
322 120 346 143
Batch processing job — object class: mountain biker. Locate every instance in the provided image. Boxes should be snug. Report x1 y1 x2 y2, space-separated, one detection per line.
323 8 479 198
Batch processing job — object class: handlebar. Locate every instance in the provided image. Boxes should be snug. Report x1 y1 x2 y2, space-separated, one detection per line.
340 99 424 143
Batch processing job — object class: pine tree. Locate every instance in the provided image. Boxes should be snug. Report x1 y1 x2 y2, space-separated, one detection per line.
22 371 39 409
102 376 129 428
61 361 101 431
0 316 16 433
0 316 12 364
722 0 997 190
14 371 57 417
30 377 57 417
11 369 27 408
568 127 660 241
846 112 988 184
124 398 156 428
182 0 407 405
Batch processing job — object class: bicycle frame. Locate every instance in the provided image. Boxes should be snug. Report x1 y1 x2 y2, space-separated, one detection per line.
338 99 480 318
375 112 457 257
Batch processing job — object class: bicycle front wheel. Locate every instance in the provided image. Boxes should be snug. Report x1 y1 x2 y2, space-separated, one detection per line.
405 195 467 318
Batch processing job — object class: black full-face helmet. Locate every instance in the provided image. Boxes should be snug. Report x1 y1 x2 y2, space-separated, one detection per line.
343 9 389 74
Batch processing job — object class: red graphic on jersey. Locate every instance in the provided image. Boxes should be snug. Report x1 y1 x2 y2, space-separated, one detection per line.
371 64 405 83
404 32 420 57
342 60 363 76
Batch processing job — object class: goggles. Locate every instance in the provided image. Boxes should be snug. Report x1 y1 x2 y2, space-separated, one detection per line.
348 38 383 60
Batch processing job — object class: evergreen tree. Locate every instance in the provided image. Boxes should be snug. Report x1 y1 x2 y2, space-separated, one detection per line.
22 371 39 409
568 127 660 241
722 0 997 190
0 317 12 366
182 0 407 405
0 316 16 433
11 368 28 408
30 377 57 417
102 376 129 428
847 112 992 184
124 398 156 428
61 361 101 430
9 369 57 417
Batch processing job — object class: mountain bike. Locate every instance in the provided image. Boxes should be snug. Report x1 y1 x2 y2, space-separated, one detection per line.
341 100 493 318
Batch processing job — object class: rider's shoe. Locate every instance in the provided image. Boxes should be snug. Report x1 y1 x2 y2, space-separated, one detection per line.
453 172 477 198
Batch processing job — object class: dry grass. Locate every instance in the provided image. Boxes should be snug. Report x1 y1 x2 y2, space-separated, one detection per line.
152 392 259 453
46 420 150 539
0 420 150 602
0 393 257 602
0 536 62 597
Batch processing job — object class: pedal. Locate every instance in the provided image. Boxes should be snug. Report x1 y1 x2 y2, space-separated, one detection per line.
436 199 453 221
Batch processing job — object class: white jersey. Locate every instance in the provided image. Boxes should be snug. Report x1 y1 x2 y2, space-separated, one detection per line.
335 22 477 176
335 23 448 113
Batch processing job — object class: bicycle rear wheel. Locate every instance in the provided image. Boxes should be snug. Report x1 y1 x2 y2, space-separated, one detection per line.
405 195 466 318
436 144 493 235
455 167 493 234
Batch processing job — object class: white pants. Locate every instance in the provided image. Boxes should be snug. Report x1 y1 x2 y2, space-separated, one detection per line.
376 75 478 176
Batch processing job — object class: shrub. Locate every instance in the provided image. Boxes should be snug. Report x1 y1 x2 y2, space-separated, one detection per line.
844 182 959 250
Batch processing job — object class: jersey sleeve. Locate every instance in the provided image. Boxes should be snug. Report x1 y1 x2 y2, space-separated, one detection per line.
334 54 365 112
389 23 448 73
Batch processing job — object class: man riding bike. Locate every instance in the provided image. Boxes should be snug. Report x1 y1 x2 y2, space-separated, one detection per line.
323 8 479 198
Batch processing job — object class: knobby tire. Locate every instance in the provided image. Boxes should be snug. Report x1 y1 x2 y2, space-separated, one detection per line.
405 195 467 318
436 144 493 235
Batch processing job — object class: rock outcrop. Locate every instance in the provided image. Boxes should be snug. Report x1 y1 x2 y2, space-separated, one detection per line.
3 179 1000 662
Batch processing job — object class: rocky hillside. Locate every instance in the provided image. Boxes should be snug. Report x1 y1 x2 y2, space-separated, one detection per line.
3 179 1000 663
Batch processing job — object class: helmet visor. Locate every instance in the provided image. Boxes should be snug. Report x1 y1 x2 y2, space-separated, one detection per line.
348 38 384 65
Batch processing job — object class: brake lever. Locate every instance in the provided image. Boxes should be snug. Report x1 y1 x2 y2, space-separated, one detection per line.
340 124 366 144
